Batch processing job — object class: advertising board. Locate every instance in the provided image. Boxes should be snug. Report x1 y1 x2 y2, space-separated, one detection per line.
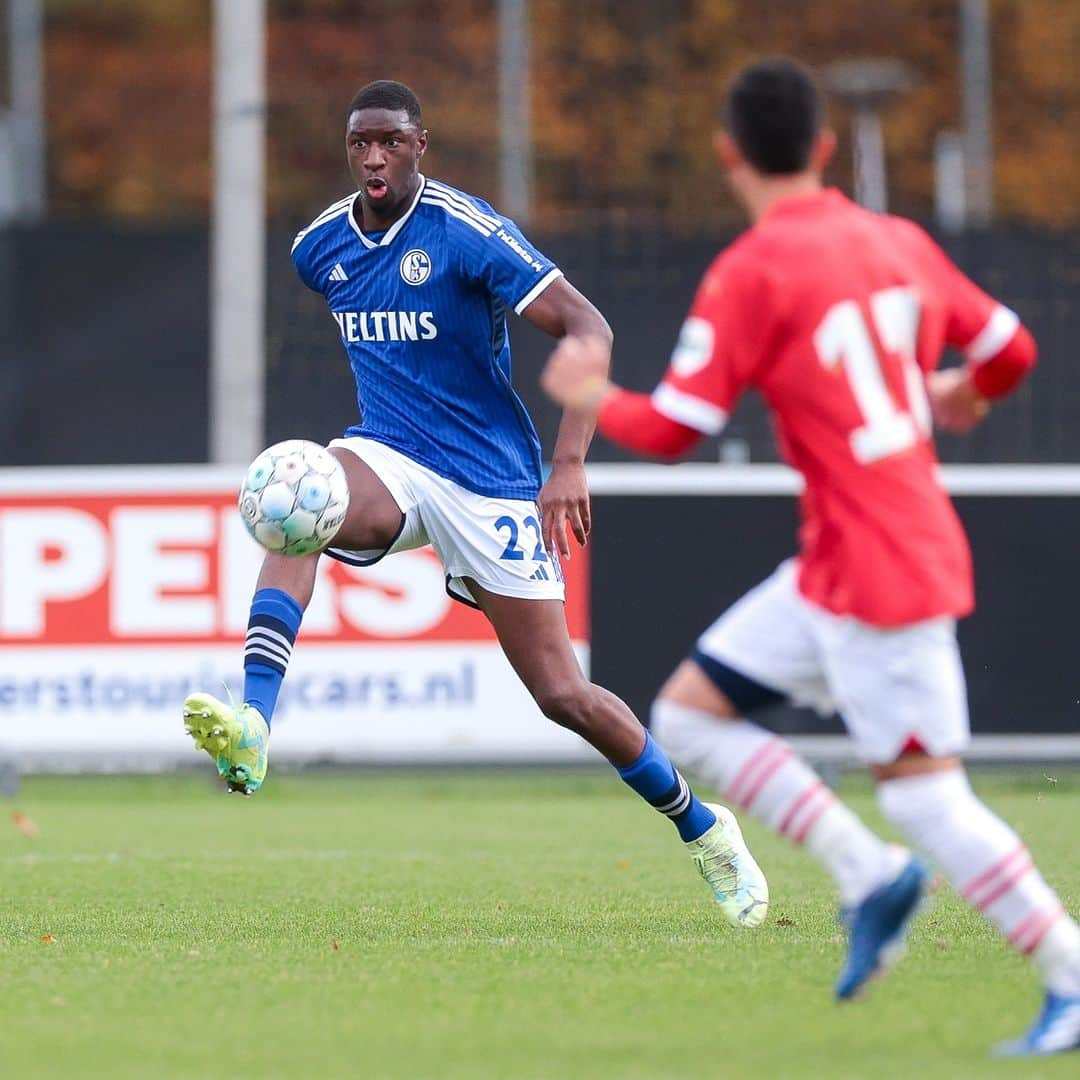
0 468 592 764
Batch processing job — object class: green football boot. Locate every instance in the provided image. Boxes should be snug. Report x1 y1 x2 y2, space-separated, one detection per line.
182 691 269 795
687 803 770 927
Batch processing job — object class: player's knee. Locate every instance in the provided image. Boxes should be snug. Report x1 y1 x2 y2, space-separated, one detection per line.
656 659 741 718
534 682 596 732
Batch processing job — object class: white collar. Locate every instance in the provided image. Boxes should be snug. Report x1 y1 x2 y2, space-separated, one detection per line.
348 174 427 249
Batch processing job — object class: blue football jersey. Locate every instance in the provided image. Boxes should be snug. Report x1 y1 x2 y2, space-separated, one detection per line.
291 176 564 500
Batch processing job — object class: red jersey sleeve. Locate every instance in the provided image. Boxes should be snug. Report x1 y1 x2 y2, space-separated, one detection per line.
907 224 1037 398
595 388 701 460
649 249 774 434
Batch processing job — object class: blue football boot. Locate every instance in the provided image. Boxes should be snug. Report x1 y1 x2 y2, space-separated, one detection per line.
835 852 927 1000
993 992 1080 1057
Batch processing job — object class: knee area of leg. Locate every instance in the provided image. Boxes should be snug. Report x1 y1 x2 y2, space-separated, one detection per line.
536 685 595 727
648 698 721 748
876 767 972 826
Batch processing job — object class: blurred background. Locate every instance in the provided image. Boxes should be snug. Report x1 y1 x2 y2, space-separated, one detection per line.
0 0 1077 769
1 0 1077 467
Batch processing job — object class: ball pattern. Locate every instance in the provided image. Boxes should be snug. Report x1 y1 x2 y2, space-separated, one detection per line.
238 440 350 556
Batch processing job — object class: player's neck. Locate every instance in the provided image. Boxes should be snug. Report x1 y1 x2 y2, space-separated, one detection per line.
743 173 823 224
355 175 421 233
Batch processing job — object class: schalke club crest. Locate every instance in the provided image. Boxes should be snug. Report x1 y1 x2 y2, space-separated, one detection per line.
400 249 432 286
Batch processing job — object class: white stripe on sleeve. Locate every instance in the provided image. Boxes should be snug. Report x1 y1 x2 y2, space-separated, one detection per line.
514 267 564 315
965 304 1020 364
651 383 728 435
420 196 493 237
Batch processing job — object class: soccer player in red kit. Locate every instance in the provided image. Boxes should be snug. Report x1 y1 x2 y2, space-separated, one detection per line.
542 57 1080 1057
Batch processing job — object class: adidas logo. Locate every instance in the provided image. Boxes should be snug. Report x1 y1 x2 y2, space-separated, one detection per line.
328 263 349 282
529 565 551 581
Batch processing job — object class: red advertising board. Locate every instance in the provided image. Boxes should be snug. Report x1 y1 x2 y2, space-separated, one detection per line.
0 468 592 763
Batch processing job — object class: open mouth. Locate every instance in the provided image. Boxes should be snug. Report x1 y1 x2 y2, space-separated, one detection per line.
365 178 388 200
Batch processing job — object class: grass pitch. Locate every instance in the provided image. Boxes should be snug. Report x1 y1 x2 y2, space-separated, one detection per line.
1 768 1077 1080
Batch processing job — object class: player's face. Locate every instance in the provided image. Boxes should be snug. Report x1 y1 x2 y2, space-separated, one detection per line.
346 108 427 220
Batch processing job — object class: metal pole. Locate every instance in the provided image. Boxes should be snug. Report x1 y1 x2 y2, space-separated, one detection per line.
8 0 45 220
210 0 266 465
934 130 967 234
851 108 887 213
960 0 994 225
497 0 532 224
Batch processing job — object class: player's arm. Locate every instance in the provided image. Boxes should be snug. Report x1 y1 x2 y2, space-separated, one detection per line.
542 256 758 461
524 275 614 465
522 277 612 555
541 341 704 461
919 232 1037 431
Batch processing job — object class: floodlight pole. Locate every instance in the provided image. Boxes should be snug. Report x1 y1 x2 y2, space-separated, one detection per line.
210 0 266 465
851 109 887 214
7 0 45 221
825 60 916 217
497 0 533 225
960 0 994 225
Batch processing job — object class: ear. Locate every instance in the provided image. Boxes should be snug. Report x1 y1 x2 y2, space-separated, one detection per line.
811 128 837 172
713 130 742 172
416 129 428 159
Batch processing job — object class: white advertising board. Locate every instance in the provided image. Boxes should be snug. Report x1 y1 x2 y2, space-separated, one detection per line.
0 467 592 765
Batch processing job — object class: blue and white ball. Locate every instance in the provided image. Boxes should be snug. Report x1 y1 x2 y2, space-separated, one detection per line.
238 440 350 555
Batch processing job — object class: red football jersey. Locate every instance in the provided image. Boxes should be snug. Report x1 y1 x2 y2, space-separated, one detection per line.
649 189 1030 626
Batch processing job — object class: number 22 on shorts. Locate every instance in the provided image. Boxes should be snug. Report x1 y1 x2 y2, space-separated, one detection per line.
495 514 546 561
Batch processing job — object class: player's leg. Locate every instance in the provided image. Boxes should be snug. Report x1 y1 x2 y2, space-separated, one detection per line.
841 620 1080 1052
649 564 909 934
183 443 408 793
467 581 769 927
237 446 407 725
823 612 1080 1045
875 753 1080 1056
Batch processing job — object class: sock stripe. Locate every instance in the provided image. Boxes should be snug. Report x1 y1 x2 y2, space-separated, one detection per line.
245 653 287 676
247 613 299 643
654 774 692 817
778 782 835 843
246 625 295 652
963 845 1031 908
791 790 835 845
725 739 782 804
961 843 1025 901
245 646 292 670
737 744 795 811
975 856 1035 912
245 633 292 664
1011 904 1065 954
726 739 791 809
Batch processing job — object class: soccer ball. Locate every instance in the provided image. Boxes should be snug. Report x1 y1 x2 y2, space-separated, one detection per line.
238 440 350 555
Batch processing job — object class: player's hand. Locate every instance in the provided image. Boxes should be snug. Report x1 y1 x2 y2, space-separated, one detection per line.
541 335 612 414
538 460 591 560
926 367 991 433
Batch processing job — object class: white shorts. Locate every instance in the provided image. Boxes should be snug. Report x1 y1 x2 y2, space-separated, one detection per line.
325 437 565 607
694 560 970 764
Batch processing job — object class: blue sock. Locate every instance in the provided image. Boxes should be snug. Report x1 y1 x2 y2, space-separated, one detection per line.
617 731 717 842
243 587 303 730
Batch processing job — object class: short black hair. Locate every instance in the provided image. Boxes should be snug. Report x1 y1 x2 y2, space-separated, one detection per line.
346 80 422 128
723 58 822 174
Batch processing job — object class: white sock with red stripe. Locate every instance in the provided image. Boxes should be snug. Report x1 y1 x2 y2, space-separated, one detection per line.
878 768 1080 995
651 703 902 904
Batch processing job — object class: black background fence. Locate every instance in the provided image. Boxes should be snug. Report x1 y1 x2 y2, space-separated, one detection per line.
1 220 1076 468
1 217 1077 741
589 492 1080 737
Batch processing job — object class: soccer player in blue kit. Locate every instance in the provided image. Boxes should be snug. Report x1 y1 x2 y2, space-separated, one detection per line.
183 80 768 926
